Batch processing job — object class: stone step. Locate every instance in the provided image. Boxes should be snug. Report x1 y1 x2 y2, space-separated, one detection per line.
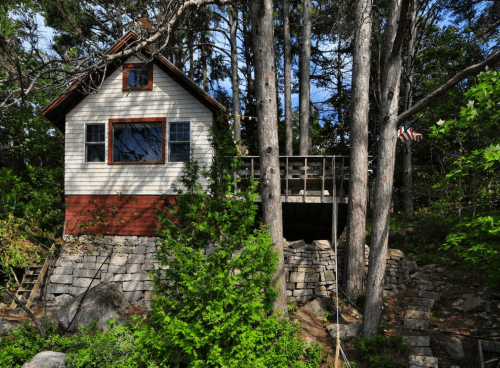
407 305 432 312
411 297 435 309
418 290 441 301
404 336 431 347
405 310 429 320
404 318 430 330
411 347 433 357
409 355 438 368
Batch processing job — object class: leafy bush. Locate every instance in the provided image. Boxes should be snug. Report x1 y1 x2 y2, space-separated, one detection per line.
0 320 68 368
441 209 500 280
140 120 328 367
63 318 147 368
352 326 408 368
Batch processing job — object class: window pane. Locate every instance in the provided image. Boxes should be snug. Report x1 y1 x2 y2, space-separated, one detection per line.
170 122 190 142
113 123 163 162
86 144 105 162
170 143 190 162
87 124 104 143
128 69 148 88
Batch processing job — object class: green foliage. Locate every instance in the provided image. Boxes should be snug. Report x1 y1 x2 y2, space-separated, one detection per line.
352 326 408 368
441 209 500 280
0 320 68 368
63 318 146 368
140 117 328 367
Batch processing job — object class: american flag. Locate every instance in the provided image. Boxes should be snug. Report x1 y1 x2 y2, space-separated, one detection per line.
398 126 422 143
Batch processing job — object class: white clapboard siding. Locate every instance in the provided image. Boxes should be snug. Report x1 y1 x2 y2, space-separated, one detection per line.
66 55 216 195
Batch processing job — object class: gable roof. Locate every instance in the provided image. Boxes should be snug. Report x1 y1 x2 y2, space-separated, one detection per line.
43 31 225 132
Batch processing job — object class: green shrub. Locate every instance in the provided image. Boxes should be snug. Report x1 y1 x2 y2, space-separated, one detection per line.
140 120 328 367
0 320 68 368
441 209 500 280
63 318 146 368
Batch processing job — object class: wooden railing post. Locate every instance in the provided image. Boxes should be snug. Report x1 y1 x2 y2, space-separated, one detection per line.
285 157 289 202
303 157 308 203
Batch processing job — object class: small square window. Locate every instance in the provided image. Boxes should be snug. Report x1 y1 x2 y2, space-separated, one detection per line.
128 69 149 88
85 124 105 162
123 63 153 91
169 122 190 162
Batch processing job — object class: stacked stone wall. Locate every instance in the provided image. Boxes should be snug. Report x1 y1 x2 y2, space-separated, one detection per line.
46 236 410 307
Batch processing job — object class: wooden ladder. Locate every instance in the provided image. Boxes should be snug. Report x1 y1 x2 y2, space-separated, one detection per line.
10 244 55 309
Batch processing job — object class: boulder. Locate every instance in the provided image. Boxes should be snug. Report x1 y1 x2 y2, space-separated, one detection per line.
56 282 131 332
326 322 362 339
289 239 307 249
304 298 329 319
22 351 66 368
440 337 465 360
408 260 419 273
462 294 491 313
309 240 331 250
0 317 20 335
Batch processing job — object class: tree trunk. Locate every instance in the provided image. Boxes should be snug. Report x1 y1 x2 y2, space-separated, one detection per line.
201 13 209 93
345 0 372 301
250 0 287 316
283 0 293 156
363 0 409 338
229 6 241 141
298 0 311 156
402 0 417 218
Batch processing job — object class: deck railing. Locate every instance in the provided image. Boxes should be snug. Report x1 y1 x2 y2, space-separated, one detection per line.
235 155 350 203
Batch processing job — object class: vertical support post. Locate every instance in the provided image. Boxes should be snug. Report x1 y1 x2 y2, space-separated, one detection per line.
340 157 345 198
321 157 325 203
303 157 308 203
285 157 289 203
251 157 254 181
332 156 337 252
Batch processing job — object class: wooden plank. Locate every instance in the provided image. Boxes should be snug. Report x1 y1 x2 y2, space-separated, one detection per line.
321 157 325 203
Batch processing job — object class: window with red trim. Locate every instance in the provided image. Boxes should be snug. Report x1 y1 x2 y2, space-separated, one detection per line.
122 63 153 91
108 118 166 164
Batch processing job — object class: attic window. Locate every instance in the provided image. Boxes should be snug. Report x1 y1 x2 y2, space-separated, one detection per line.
109 118 166 164
123 63 153 91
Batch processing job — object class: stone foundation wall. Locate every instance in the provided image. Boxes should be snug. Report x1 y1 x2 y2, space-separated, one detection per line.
283 240 410 303
46 236 409 307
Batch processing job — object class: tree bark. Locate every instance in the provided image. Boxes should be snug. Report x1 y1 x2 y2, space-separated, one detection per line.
299 0 312 156
250 0 287 316
228 6 241 141
402 0 417 218
345 0 372 300
363 0 409 338
283 0 293 156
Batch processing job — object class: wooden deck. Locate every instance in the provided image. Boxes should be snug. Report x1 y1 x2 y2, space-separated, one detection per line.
235 155 349 203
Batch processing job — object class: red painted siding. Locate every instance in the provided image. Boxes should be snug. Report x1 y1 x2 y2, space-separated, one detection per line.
65 195 176 236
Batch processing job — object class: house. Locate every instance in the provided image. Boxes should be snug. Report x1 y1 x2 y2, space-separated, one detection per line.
43 31 225 237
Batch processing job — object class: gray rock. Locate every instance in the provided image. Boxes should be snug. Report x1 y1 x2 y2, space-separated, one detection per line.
53 294 73 305
404 318 430 330
411 347 433 356
56 282 131 332
418 291 441 301
408 260 419 273
326 322 362 339
0 317 20 335
409 355 438 368
21 351 66 368
289 239 307 249
309 240 331 250
304 298 329 319
440 337 464 359
462 294 492 313
404 336 430 347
